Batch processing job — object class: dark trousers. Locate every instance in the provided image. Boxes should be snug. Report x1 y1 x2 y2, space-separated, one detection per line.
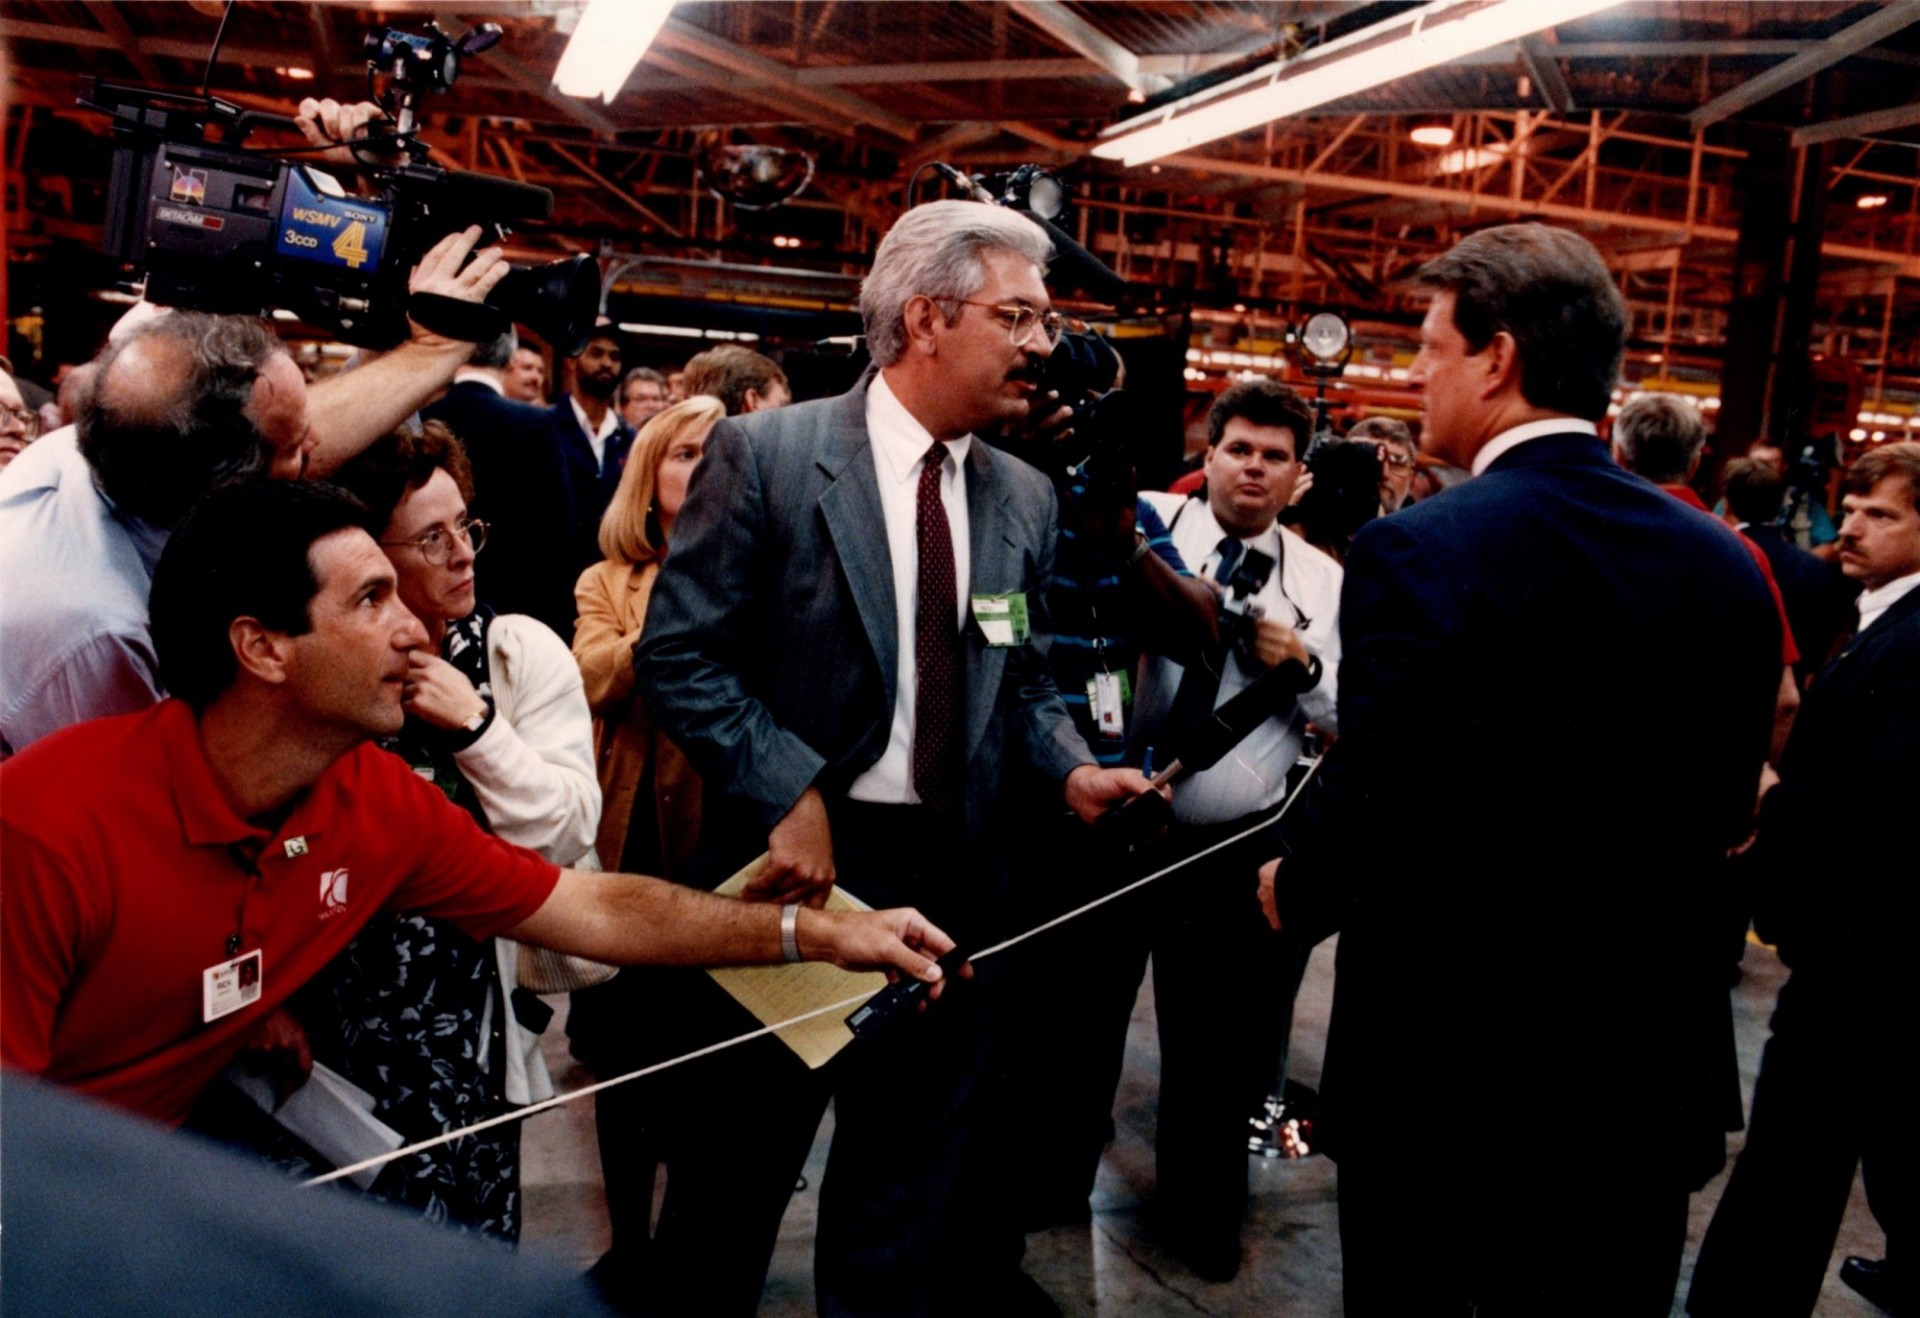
640 800 999 1318
1339 1152 1689 1317
1148 815 1291 1249
1688 965 1913 1317
965 810 1291 1266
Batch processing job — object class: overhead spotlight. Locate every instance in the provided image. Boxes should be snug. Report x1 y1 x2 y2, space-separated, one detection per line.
698 143 815 210
1858 194 1890 209
1409 123 1455 147
1299 311 1353 373
276 66 316 81
990 164 1071 223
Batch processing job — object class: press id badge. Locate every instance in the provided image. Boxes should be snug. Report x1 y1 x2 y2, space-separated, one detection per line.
203 949 264 1023
1087 670 1129 739
972 592 1031 647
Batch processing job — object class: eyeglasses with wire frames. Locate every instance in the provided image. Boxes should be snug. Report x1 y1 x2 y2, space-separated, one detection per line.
934 299 1069 349
1 406 40 440
380 517 488 565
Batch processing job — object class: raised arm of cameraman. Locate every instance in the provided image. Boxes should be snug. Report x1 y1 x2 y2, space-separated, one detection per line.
304 225 508 478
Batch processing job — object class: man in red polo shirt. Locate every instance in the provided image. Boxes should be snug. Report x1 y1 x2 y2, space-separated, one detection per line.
0 480 952 1127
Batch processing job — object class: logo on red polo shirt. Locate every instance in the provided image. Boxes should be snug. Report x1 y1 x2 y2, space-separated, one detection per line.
319 868 350 919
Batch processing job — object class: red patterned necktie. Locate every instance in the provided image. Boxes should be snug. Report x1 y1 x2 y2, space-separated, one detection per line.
913 443 962 811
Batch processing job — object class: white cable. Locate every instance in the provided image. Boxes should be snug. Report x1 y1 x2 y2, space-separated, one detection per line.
303 756 1322 1189
304 989 874 1187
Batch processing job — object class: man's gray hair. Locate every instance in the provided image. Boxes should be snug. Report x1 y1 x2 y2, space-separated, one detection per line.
78 312 285 529
859 201 1053 368
470 327 518 371
1348 416 1414 452
1613 393 1707 485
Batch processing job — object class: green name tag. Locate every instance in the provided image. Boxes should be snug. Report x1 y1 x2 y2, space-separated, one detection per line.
972 592 1031 646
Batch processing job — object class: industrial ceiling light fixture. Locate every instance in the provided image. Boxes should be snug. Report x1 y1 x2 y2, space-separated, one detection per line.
1409 121 1456 148
698 142 816 209
553 0 675 104
1093 0 1622 168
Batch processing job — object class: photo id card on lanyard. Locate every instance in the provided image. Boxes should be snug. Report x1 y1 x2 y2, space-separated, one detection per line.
1087 669 1130 740
203 949 263 1023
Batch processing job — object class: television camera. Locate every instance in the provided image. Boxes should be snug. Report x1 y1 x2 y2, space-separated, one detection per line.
77 20 599 354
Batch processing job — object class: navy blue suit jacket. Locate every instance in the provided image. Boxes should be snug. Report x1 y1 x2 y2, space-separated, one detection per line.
546 400 634 573
421 381 580 638
1750 580 1920 979
1282 431 1781 1180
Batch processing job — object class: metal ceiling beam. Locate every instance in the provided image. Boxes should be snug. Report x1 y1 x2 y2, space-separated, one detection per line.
0 19 521 96
1689 0 1920 130
641 47 869 139
1518 38 1575 115
546 143 684 238
1005 0 1172 99
460 38 621 139
1793 98 1920 148
794 52 1254 87
80 2 162 85
900 121 1003 171
1146 151 1920 276
652 18 918 141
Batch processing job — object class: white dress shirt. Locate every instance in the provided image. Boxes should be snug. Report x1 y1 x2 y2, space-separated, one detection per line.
1856 568 1920 636
568 395 620 470
1471 417 1599 476
453 367 506 396
847 372 973 804
1134 492 1343 825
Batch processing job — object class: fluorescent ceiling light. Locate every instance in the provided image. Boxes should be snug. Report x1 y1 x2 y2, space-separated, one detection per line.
1409 124 1456 147
1436 146 1507 175
1093 0 1622 167
553 0 675 104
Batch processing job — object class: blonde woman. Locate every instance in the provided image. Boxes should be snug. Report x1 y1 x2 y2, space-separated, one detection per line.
568 395 720 1305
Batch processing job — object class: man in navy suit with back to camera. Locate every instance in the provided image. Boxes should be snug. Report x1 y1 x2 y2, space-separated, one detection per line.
637 200 1149 1317
1260 223 1782 1317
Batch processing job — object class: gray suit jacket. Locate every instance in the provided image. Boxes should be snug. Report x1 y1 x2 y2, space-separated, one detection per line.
636 374 1092 867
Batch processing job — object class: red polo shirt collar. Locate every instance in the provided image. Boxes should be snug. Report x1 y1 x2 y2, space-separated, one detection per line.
156 699 337 850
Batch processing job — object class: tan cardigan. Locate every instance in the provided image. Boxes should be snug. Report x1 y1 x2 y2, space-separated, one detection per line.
572 559 704 882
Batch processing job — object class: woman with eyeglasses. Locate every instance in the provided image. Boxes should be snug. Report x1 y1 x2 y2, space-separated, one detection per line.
566 395 720 1306
288 419 602 1240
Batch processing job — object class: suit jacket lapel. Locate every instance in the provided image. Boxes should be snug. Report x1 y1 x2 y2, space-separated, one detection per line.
963 440 1016 765
816 384 899 704
1835 579 1920 669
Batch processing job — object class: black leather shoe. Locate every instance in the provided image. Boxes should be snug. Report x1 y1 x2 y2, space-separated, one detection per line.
1840 1256 1911 1316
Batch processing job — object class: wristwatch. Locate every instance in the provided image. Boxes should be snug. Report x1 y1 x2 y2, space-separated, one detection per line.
1126 529 1152 565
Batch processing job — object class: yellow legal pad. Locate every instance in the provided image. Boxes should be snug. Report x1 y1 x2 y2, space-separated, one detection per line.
704 853 888 1069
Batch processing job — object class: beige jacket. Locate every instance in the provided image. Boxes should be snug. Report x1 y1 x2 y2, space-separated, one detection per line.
572 559 704 882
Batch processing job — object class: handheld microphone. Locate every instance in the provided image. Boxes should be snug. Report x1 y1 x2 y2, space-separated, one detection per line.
845 946 972 1040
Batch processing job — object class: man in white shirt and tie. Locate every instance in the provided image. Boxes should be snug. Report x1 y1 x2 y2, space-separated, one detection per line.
1131 377 1343 1280
1689 441 1920 1318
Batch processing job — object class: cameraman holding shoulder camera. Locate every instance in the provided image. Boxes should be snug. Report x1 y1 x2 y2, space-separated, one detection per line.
1128 377 1344 1280
0 97 507 758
